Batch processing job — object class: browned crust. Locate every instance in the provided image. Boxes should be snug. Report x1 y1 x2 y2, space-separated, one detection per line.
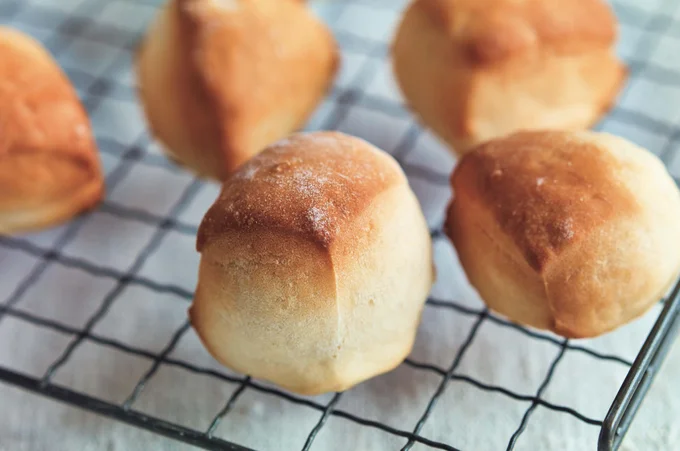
137 0 339 180
0 163 103 234
446 130 680 338
416 0 618 66
192 169 433 394
391 0 475 142
446 186 557 331
0 27 104 233
451 131 639 272
184 0 339 166
391 0 627 157
197 132 405 251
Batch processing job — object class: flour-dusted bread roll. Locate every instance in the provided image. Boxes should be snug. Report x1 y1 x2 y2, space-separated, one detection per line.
0 27 104 235
136 0 339 181
392 0 627 155
190 132 434 394
447 131 680 338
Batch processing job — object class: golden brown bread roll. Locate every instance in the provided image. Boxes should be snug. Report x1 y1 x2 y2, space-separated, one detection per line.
190 131 434 394
447 130 680 338
0 27 104 235
136 0 339 181
392 0 627 155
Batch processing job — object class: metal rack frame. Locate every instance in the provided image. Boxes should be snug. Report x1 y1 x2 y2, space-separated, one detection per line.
1 0 680 450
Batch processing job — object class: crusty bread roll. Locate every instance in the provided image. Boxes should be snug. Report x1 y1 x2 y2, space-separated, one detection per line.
190 132 434 394
0 27 104 235
392 0 627 154
136 0 339 181
447 130 680 338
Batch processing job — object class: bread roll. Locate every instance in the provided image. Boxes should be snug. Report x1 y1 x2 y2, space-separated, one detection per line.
0 27 104 235
136 0 339 181
190 132 434 394
447 130 680 338
392 0 627 154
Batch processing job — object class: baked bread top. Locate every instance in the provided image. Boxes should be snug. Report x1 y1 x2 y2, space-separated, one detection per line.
191 131 433 394
197 131 404 250
416 0 618 65
0 27 103 231
136 0 339 179
452 130 638 271
448 130 680 337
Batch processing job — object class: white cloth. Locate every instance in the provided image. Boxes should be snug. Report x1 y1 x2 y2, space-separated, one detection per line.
1 0 680 450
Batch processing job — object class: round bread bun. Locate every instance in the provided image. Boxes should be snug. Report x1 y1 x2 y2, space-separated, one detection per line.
447 130 680 338
0 27 104 235
136 0 339 181
392 0 627 155
190 131 434 394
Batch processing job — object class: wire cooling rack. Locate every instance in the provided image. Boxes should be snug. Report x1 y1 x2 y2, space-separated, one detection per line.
1 0 680 450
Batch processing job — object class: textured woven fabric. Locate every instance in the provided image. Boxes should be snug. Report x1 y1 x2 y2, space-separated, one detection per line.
0 0 679 450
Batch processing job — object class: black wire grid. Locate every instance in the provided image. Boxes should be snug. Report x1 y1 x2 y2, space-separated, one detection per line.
1 0 680 450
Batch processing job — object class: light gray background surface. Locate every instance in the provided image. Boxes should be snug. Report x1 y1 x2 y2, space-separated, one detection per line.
0 0 679 449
